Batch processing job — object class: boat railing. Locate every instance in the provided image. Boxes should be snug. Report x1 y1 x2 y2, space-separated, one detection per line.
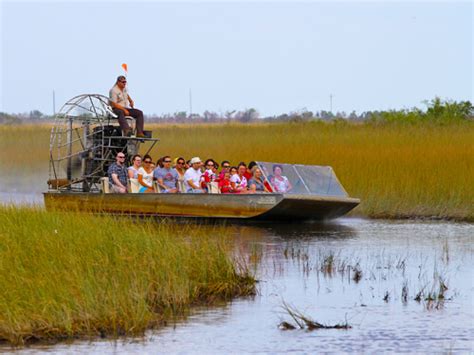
256 161 349 197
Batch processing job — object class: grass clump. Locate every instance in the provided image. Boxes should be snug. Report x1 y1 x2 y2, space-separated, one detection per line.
0 206 255 346
279 302 351 331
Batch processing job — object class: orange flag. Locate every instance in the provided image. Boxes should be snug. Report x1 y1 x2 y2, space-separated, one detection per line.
121 63 128 73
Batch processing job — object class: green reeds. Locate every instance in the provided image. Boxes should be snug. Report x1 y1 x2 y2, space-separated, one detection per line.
0 206 255 346
1 121 473 220
279 302 351 331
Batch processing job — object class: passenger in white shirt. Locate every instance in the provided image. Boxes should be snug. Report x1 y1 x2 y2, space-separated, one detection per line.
184 157 206 193
230 163 249 193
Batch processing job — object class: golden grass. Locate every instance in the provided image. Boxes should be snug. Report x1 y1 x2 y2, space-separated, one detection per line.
0 122 473 220
0 206 255 345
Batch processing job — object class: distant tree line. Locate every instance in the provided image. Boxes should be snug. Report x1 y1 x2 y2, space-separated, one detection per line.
1 98 472 125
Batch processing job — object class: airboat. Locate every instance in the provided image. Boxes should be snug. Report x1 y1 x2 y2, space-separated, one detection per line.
44 94 360 220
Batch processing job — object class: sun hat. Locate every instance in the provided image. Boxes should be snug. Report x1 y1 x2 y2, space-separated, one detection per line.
190 157 202 164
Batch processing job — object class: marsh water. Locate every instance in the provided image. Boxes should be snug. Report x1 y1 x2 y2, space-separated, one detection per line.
4 191 471 354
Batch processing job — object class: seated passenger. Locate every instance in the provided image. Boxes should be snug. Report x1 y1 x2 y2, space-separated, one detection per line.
108 152 128 193
248 166 271 193
219 170 235 193
173 157 187 192
229 166 238 177
156 156 164 169
128 154 142 179
201 159 218 188
173 157 186 180
137 155 154 193
245 161 257 181
154 155 178 193
230 163 249 193
218 160 231 180
184 157 206 193
271 164 292 193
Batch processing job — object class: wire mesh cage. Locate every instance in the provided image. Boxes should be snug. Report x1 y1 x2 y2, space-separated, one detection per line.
48 94 157 192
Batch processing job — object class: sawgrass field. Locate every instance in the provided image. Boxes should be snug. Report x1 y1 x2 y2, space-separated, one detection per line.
0 206 255 345
1 121 471 220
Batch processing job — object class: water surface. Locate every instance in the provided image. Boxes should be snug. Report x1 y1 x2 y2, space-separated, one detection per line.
17 218 473 353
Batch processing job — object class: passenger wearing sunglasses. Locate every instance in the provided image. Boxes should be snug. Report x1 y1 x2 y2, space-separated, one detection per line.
200 159 219 190
154 156 179 193
137 154 154 193
173 157 186 178
107 152 128 193
218 160 231 180
109 75 146 138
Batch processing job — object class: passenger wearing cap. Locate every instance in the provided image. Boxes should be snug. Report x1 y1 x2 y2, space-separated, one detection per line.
109 75 146 138
184 157 205 193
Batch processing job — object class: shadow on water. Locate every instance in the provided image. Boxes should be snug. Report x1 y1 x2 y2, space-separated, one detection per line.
157 216 358 242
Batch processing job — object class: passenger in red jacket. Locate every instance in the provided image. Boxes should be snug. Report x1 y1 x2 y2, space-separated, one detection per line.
219 170 235 193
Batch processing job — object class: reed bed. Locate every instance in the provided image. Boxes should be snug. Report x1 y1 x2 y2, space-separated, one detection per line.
280 242 458 311
0 206 255 346
147 122 473 220
0 122 473 220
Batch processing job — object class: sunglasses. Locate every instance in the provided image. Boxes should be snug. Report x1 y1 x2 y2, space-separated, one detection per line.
207 164 214 167
117 156 125 159
177 161 184 165
119 81 127 84
144 160 152 163
223 165 230 168
164 160 172 163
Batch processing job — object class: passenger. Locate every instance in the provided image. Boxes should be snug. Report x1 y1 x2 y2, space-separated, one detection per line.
137 155 154 193
154 155 179 193
271 164 292 193
173 157 186 192
107 152 128 193
128 154 142 179
201 159 218 188
109 75 145 138
219 170 235 193
174 157 186 180
184 157 206 193
156 156 164 169
245 161 257 181
229 166 238 177
218 160 231 180
248 166 271 193
230 163 248 193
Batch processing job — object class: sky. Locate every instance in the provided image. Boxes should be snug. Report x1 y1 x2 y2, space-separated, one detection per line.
0 1 472 116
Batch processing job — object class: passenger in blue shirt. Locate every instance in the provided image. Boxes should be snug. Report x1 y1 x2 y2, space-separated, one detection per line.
154 155 179 193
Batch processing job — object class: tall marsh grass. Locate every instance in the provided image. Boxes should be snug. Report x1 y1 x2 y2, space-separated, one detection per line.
0 206 255 345
0 122 473 220
149 122 474 220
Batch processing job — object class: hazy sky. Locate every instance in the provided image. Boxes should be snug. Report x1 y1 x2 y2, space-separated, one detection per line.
1 1 472 116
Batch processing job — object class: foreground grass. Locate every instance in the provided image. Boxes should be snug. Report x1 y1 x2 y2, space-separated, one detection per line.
0 122 473 220
0 206 255 346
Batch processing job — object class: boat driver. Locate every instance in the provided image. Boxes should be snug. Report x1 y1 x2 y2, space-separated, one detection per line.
109 76 146 138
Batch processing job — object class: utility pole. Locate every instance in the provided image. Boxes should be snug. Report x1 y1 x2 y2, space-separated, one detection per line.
189 89 192 118
329 93 334 113
53 90 56 115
